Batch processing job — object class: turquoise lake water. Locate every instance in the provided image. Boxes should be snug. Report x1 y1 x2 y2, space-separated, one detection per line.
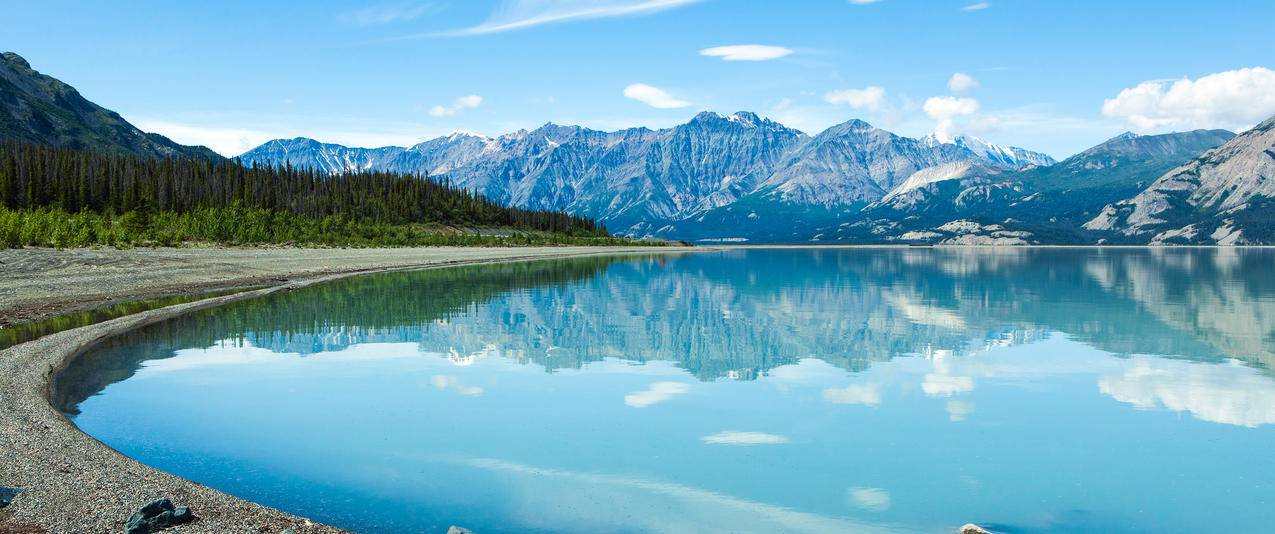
61 248 1275 533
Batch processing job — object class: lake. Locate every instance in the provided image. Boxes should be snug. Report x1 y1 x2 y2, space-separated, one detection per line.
59 248 1275 533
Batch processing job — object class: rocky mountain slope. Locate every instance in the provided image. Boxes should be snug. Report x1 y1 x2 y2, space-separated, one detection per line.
244 116 1269 245
1085 116 1275 244
0 52 220 160
841 129 1238 244
240 113 1050 238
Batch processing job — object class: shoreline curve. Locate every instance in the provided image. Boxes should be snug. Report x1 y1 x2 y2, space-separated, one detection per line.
0 247 692 533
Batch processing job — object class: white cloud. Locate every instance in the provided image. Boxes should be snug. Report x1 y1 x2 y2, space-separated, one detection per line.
921 373 975 396
1099 358 1275 428
887 292 966 329
701 431 789 445
924 95 979 119
436 0 701 36
822 384 882 406
923 95 982 140
848 0 883 4
699 44 794 62
948 72 978 93
961 2 990 11
129 119 276 157
625 381 690 407
623 83 690 109
431 374 484 396
1101 67 1275 133
344 2 437 25
128 115 434 156
429 94 484 117
946 399 975 421
824 86 887 111
847 487 891 512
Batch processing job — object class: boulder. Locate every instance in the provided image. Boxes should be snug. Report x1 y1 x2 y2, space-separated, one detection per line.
447 527 477 534
0 486 21 508
125 498 195 534
958 524 992 534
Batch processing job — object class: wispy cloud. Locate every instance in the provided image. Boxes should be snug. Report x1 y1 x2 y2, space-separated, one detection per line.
961 2 991 11
700 44 794 62
126 113 439 156
822 384 882 406
343 2 438 26
946 399 975 421
701 431 789 445
920 373 975 396
625 381 690 407
430 374 484 396
434 0 700 37
429 94 484 117
847 487 891 512
825 86 887 112
623 83 690 109
458 457 899 533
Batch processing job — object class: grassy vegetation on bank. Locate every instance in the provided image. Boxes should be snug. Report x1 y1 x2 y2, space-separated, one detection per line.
0 206 669 248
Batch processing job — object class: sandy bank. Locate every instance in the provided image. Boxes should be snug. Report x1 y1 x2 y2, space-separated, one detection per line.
0 246 693 533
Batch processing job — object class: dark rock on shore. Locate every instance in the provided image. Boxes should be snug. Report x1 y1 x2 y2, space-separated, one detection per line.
125 498 195 534
0 486 21 508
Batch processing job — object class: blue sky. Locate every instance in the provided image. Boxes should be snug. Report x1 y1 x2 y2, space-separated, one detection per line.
7 0 1275 158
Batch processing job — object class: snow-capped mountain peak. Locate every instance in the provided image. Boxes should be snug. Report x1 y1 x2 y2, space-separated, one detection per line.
446 130 490 142
921 133 1056 169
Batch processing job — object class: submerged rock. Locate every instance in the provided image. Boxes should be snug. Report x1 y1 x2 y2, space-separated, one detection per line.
125 498 195 534
0 486 21 508
447 527 477 534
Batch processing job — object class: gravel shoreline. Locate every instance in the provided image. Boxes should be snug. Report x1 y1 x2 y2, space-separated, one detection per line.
0 246 695 327
0 246 692 533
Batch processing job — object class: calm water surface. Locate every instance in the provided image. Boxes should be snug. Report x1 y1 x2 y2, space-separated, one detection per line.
61 249 1275 533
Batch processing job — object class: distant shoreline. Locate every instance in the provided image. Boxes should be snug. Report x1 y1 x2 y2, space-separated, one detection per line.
700 244 1275 248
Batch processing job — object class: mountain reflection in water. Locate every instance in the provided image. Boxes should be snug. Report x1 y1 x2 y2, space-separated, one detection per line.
61 248 1275 423
56 248 1275 533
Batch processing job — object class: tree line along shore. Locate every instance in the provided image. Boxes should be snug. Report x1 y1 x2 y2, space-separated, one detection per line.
0 141 668 248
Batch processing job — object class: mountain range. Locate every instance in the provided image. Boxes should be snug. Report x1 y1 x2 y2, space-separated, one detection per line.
240 111 1275 244
240 113 1066 241
4 50 1273 245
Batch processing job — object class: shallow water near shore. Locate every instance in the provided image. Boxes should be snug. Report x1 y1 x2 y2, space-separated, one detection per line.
61 248 1275 533
0 286 260 350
